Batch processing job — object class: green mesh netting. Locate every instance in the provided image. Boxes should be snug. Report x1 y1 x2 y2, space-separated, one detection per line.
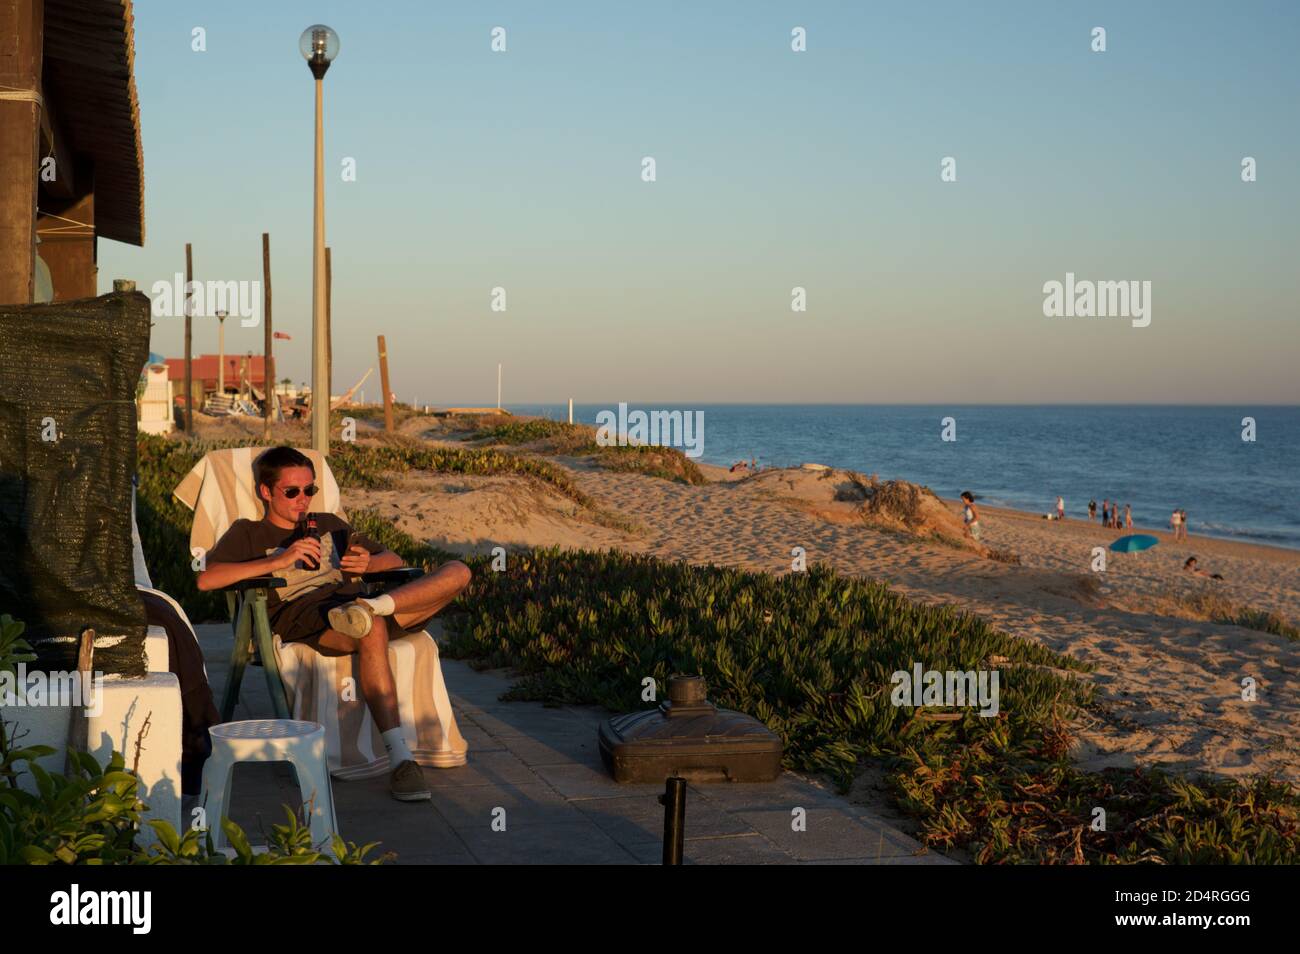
0 291 150 676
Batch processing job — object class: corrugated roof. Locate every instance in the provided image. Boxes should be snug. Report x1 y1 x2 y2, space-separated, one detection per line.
165 354 269 385
42 0 144 246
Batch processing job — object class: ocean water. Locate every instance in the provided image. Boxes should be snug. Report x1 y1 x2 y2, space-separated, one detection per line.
505 404 1300 550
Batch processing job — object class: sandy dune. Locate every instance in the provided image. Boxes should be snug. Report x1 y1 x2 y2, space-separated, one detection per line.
353 438 1300 783
353 471 630 555
201 417 1300 782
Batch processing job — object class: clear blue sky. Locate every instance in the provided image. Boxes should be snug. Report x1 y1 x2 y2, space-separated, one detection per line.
99 1 1300 404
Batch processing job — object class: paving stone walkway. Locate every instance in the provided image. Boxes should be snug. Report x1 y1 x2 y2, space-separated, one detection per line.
195 624 955 865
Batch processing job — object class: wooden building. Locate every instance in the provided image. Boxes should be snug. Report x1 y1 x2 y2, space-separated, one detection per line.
0 0 144 305
164 353 270 401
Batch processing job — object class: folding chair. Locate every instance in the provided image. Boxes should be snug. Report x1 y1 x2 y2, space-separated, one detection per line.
218 565 418 723
173 446 469 779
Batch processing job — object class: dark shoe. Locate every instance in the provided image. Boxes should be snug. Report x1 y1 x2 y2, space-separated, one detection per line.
389 758 431 802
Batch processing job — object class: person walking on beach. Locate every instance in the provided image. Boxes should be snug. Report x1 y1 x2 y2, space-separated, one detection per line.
961 491 982 542
1088 499 1097 522
1124 503 1132 529
1179 508 1189 540
1056 496 1065 522
1171 508 1182 540
1101 499 1109 527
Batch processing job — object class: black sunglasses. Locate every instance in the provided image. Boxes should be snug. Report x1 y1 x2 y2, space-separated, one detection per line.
278 483 319 499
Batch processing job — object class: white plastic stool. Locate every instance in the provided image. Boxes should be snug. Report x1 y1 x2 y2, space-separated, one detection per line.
200 719 339 851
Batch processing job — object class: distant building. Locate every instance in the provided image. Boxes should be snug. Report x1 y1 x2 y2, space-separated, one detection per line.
165 353 269 404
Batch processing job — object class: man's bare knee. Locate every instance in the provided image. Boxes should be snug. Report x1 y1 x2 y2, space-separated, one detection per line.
442 560 471 592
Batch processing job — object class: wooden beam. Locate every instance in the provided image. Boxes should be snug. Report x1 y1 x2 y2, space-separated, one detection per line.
0 0 44 304
37 93 76 198
378 335 394 432
36 175 95 300
262 232 273 437
184 242 193 433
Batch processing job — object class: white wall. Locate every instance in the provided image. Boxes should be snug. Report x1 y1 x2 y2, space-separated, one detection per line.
2 627 182 849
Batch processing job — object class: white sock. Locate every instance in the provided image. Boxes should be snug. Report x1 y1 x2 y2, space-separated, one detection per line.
382 727 413 765
359 594 395 616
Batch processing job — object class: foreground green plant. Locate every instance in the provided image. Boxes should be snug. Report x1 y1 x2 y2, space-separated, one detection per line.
442 549 1300 864
891 737 1298 864
0 613 388 865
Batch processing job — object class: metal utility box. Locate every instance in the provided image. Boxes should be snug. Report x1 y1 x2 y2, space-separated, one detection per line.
598 676 783 783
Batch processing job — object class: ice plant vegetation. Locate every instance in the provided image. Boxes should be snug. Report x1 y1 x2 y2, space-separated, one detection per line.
444 549 1299 864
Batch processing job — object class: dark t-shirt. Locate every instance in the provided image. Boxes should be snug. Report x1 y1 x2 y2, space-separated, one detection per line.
206 513 386 642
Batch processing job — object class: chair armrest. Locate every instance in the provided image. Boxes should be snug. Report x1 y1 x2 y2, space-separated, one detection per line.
220 576 288 592
359 568 421 587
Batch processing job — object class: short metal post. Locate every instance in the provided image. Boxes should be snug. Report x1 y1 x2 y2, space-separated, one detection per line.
659 776 686 865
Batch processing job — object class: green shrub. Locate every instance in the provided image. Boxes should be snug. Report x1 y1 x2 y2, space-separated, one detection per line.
0 613 388 864
470 419 587 447
329 442 593 504
1178 590 1300 642
589 444 707 485
472 420 707 485
443 549 1300 864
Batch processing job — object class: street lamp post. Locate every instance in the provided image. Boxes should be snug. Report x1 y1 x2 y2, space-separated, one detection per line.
300 24 339 456
216 310 227 394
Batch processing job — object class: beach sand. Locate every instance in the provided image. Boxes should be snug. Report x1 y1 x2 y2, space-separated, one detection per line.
210 414 1300 782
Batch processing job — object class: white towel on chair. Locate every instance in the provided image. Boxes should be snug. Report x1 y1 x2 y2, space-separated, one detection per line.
172 446 342 555
274 628 468 779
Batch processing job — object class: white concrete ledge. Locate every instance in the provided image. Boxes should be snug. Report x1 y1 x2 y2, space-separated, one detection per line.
145 623 169 673
3 672 184 849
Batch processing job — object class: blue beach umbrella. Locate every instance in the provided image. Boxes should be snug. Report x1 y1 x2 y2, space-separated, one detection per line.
1110 534 1159 553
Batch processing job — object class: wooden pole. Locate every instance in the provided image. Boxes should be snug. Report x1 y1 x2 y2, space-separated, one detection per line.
378 335 394 432
262 232 274 438
63 628 95 774
184 243 193 433
0 0 42 305
217 313 226 393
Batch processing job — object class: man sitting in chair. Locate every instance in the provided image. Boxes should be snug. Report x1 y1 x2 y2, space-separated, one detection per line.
197 446 471 802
